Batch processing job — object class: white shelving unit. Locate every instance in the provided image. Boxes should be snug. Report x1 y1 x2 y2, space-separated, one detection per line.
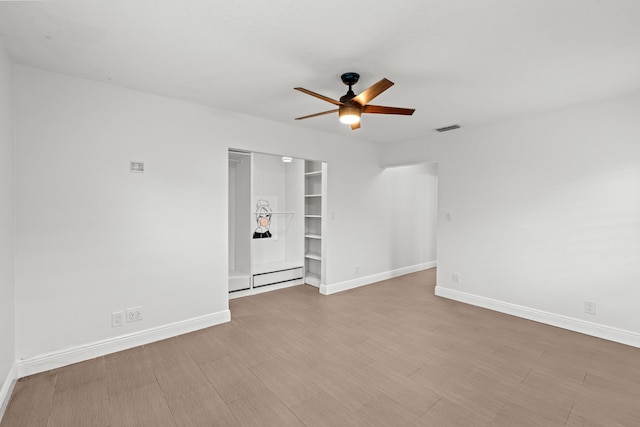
304 160 327 287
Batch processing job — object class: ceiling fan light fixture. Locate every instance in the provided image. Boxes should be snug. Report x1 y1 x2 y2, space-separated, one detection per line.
339 105 361 125
295 73 414 130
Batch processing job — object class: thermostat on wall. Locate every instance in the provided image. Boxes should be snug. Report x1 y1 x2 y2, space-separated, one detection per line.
130 161 144 173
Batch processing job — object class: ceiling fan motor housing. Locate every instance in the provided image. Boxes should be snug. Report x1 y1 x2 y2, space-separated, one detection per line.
340 92 356 103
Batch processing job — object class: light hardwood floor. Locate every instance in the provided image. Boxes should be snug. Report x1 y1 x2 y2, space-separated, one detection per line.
3 268 640 426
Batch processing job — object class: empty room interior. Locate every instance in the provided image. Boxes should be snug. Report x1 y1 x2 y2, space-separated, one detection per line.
1 1 640 425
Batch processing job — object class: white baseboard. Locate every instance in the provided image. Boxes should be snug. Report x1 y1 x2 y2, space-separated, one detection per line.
320 261 437 296
16 309 231 379
229 279 304 299
0 363 18 423
435 286 640 349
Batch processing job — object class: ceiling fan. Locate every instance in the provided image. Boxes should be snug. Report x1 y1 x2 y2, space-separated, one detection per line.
294 72 415 130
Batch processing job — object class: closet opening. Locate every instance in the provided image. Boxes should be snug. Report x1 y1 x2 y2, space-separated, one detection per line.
228 150 326 298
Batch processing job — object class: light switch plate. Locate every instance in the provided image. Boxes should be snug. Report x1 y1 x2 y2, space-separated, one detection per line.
130 161 144 173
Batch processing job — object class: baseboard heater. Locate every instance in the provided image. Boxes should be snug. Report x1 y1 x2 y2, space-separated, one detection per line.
253 266 304 288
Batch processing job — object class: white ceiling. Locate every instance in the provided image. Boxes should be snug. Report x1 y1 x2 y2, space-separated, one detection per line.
1 0 640 144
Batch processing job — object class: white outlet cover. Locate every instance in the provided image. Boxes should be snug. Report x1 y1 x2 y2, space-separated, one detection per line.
112 311 124 327
584 301 596 314
126 306 143 322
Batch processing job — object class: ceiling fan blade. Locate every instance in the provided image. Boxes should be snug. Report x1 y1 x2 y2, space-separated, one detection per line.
295 109 339 120
294 87 343 106
362 105 415 115
351 78 394 106
350 121 361 130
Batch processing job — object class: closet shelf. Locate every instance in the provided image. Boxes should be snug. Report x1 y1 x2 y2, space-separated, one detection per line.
305 160 325 288
305 272 321 287
305 251 322 260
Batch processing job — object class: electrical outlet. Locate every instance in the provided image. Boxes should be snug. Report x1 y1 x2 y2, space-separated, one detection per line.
354 265 360 275
452 272 461 283
112 311 124 327
126 306 143 322
584 301 596 315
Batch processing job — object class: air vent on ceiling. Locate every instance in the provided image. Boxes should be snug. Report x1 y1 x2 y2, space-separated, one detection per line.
435 124 461 132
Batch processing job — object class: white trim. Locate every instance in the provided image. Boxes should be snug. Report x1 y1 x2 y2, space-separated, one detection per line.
320 261 437 295
435 287 640 349
0 363 18 423
229 279 304 299
16 309 231 378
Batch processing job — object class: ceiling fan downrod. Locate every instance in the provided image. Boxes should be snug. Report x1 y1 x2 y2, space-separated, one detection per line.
340 72 359 103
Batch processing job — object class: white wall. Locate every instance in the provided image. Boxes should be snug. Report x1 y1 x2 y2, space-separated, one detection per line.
14 65 437 362
383 91 640 345
228 159 237 270
228 153 251 275
251 153 303 267
14 66 230 361
382 163 438 269
284 158 305 265
0 46 16 400
324 147 424 283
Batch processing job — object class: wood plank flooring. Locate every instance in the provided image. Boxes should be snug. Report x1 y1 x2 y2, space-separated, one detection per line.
3 268 640 426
